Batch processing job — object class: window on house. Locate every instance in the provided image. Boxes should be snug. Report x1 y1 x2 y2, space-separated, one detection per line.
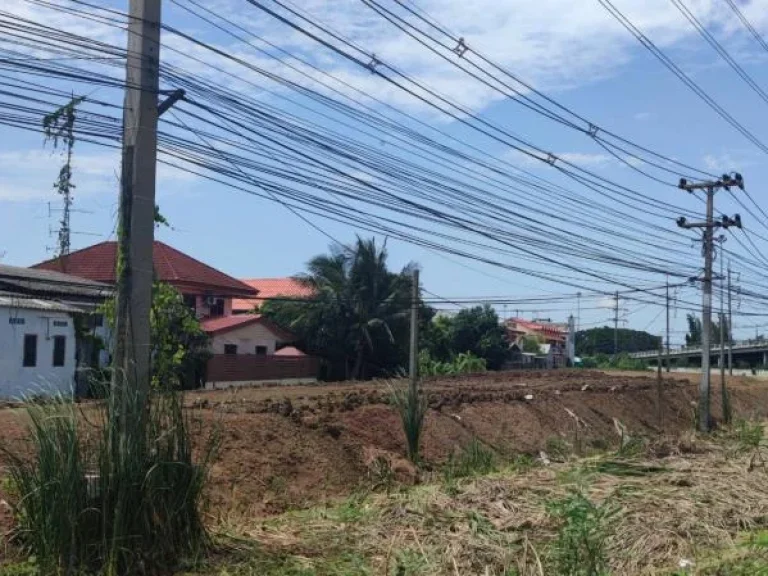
255 345 267 355
224 344 238 355
53 335 66 367
92 314 104 328
183 294 197 311
209 298 225 317
23 334 37 367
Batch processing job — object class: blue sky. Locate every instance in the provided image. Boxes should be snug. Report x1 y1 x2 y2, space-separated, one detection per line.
2 0 768 344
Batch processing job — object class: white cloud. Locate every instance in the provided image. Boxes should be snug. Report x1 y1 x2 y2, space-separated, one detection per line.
634 112 653 121
557 152 613 167
703 151 757 172
6 0 768 119
0 149 197 202
191 0 768 114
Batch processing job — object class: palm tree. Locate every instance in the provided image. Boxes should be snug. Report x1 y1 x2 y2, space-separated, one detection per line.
296 237 412 380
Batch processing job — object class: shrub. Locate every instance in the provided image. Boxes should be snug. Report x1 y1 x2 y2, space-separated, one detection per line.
547 490 617 576
3 383 217 575
418 350 486 377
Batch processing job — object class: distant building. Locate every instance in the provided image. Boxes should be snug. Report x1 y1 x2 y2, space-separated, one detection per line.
0 264 110 399
232 277 313 314
504 316 573 369
504 317 567 346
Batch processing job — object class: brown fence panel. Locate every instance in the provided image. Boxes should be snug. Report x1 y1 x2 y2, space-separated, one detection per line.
207 354 319 383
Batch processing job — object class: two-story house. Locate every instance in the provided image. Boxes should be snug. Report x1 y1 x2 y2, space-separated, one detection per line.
33 241 317 387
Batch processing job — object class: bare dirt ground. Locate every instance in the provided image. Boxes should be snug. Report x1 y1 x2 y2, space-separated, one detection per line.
2 370 768 531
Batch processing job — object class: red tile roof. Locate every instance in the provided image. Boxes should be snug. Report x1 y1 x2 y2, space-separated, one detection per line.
274 345 306 357
32 241 257 297
200 314 294 341
506 318 567 342
232 277 313 313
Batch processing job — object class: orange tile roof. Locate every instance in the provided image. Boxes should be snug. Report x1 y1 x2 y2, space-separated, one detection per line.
33 241 257 297
232 277 313 313
274 346 306 357
200 314 294 340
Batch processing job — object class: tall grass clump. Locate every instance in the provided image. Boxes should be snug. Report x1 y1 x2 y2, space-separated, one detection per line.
3 380 217 575
390 381 427 464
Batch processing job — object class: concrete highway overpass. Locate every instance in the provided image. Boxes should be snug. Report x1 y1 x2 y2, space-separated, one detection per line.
629 340 768 368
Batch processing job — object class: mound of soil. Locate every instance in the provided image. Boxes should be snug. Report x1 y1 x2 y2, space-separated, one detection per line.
2 370 768 530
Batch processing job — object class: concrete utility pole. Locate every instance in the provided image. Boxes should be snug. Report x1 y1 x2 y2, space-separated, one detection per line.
677 174 743 432
613 290 619 359
409 268 419 390
719 249 727 422
728 263 733 376
657 339 663 428
665 277 671 373
112 0 162 401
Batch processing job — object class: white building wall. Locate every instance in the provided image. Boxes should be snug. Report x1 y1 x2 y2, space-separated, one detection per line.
0 306 76 399
210 322 281 355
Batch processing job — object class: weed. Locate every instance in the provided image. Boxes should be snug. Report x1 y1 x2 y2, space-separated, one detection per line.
591 460 666 477
546 436 571 461
390 382 427 464
393 548 428 575
0 559 38 576
615 436 647 459
442 438 497 488
368 455 396 493
267 475 287 493
546 490 618 576
736 419 764 450
333 493 370 524
508 453 536 473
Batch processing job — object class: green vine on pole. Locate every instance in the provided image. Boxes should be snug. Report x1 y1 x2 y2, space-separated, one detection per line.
43 95 85 265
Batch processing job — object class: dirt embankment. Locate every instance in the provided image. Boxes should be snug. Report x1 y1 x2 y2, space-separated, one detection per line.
3 371 768 521
184 371 768 516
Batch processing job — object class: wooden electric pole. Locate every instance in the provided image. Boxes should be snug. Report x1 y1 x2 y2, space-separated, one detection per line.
677 174 743 432
409 268 419 390
112 0 162 402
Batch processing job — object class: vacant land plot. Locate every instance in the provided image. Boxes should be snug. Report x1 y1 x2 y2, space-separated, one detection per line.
3 370 768 573
190 430 768 575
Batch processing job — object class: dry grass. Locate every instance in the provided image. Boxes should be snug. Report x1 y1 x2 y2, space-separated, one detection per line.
194 429 768 576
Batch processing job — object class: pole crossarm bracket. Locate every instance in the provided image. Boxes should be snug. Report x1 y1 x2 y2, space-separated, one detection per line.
158 89 185 117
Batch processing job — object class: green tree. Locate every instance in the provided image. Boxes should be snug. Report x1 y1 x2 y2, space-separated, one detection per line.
420 314 453 363
685 313 703 346
450 305 508 370
104 282 209 389
261 237 423 380
685 313 731 346
521 335 542 354
576 326 660 356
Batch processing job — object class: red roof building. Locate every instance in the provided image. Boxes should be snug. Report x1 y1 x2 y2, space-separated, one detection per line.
33 241 256 298
505 318 567 345
200 314 293 341
232 277 313 313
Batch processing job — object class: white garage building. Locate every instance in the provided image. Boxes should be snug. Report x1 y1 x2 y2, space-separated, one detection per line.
0 264 110 400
